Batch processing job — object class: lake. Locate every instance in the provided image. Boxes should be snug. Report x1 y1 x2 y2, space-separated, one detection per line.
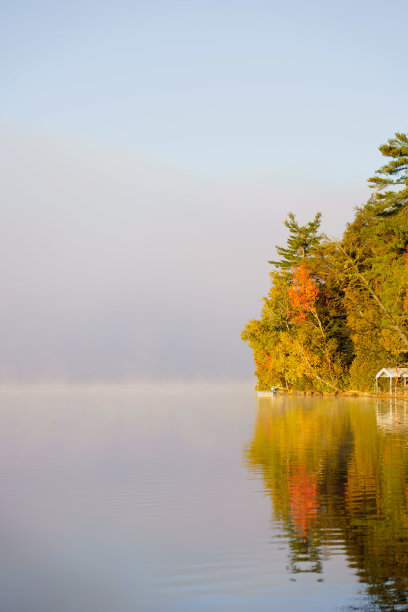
0 384 407 611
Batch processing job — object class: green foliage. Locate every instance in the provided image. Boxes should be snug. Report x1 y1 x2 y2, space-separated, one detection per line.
243 132 408 392
368 132 408 215
269 212 322 269
340 192 408 364
349 353 385 392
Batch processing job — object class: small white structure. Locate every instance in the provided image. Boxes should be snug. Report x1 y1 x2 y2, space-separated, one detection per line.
375 367 408 395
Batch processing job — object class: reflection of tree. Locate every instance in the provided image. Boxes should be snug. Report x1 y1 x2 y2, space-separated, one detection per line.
289 466 318 536
287 466 322 575
245 397 408 609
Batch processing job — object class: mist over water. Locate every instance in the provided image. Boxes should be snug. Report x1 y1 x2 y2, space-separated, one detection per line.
0 128 369 383
0 132 262 381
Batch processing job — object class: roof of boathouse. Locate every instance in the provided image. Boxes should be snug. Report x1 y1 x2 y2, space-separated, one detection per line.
376 367 408 379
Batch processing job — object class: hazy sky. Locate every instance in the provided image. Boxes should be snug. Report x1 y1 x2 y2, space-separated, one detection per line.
1 0 408 381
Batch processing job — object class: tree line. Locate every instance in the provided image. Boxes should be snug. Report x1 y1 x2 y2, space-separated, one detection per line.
241 132 408 392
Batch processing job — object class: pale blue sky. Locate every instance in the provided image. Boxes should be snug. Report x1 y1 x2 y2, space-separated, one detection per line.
2 0 407 176
1 1 407 380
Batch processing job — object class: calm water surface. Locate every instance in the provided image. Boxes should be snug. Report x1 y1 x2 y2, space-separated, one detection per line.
1 384 408 611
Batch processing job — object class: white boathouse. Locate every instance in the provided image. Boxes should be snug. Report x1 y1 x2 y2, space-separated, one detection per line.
375 367 408 395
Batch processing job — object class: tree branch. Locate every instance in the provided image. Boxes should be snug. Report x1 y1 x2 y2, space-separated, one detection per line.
337 243 408 350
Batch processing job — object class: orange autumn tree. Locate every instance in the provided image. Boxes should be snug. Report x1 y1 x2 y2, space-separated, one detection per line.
242 213 348 391
286 262 343 391
288 263 319 324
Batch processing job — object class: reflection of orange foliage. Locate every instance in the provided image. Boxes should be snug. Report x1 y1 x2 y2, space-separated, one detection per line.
289 467 319 536
404 246 408 313
288 263 319 323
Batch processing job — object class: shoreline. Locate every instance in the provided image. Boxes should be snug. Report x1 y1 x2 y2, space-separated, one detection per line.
257 389 408 400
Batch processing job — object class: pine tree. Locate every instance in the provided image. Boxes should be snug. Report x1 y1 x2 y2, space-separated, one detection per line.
368 132 408 215
269 212 322 269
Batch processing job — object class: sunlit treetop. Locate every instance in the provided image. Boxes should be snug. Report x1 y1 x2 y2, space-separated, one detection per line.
269 212 322 269
368 132 408 215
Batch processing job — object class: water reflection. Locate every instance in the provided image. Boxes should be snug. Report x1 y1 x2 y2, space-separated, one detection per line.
245 396 408 610
3 385 408 611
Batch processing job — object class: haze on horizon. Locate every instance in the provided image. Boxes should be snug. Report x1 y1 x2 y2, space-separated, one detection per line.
1 0 407 382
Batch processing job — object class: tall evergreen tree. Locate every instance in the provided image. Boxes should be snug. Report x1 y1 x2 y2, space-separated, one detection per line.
269 212 322 269
242 212 348 391
368 132 408 215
